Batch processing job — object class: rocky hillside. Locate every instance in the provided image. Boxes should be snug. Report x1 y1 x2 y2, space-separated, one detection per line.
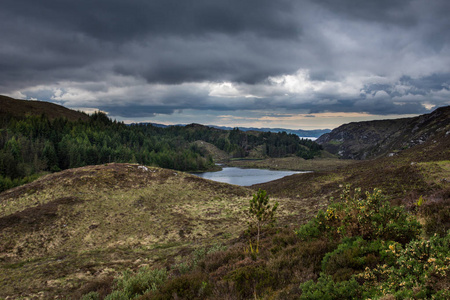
316 105 450 159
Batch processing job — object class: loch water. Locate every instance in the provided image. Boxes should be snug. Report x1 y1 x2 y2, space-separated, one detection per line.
192 167 308 186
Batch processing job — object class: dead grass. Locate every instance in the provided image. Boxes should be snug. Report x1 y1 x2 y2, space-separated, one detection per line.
0 163 317 299
226 156 355 172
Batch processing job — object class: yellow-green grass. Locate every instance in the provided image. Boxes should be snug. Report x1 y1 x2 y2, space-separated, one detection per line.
0 163 319 298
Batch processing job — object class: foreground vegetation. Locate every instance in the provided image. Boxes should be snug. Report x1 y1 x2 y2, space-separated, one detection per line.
80 186 449 299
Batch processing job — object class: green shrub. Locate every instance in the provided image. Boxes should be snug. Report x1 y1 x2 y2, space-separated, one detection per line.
104 290 128 300
295 185 422 244
104 267 167 299
226 265 276 299
321 237 395 282
299 275 361 300
148 272 212 300
358 231 450 299
81 291 100 300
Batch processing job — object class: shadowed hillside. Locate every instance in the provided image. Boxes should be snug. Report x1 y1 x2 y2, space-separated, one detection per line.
0 95 89 122
257 126 450 203
317 105 450 159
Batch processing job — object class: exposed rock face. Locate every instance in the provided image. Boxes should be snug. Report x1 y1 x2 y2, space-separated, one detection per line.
316 106 450 159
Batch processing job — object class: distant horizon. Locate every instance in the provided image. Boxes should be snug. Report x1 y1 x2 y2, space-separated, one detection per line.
102 110 423 131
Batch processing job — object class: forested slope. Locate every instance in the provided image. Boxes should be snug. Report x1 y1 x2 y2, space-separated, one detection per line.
0 96 323 192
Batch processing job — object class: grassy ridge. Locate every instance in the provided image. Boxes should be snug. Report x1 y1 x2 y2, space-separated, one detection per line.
0 163 324 298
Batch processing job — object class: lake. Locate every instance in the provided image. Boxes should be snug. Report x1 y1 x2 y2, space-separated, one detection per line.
192 167 308 186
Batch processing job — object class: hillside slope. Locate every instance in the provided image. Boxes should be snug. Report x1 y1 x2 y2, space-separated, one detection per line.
257 125 450 205
0 95 89 121
316 105 450 159
0 163 321 299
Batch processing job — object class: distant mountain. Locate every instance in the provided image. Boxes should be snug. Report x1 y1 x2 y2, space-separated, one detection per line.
0 95 89 122
143 122 330 138
209 125 330 138
316 105 450 159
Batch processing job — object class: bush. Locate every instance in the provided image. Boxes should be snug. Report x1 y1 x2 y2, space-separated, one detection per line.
358 231 450 299
226 264 276 299
321 237 394 282
147 272 212 300
81 291 100 300
102 267 167 299
299 275 361 300
304 231 450 299
295 185 422 244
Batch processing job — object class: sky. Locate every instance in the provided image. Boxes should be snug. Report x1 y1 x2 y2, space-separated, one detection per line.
1 0 450 129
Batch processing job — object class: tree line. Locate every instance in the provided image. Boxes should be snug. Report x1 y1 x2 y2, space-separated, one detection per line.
0 112 322 192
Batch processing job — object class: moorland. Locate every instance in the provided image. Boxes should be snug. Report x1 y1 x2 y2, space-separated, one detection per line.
0 95 449 299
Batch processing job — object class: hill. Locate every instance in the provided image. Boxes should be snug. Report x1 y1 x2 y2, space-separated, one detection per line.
137 123 331 138
0 95 89 122
209 125 330 138
1 130 448 298
1 98 449 298
0 163 324 299
256 124 450 202
0 106 326 193
316 105 450 159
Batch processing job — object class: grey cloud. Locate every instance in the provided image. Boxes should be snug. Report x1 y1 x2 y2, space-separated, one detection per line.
1 0 449 119
100 106 174 118
313 0 417 26
1 0 299 41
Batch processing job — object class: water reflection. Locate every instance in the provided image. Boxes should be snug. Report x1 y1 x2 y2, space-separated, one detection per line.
193 167 308 186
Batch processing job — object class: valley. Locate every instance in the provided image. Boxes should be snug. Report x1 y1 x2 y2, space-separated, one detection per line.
0 96 449 299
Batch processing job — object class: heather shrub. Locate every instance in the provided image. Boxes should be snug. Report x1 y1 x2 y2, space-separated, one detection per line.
418 196 450 237
148 272 212 300
76 276 114 299
299 275 361 300
81 291 100 300
226 264 276 299
102 267 167 299
173 242 228 274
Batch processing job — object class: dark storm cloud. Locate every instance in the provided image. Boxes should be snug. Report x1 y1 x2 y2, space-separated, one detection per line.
313 0 417 25
0 0 302 89
1 0 449 118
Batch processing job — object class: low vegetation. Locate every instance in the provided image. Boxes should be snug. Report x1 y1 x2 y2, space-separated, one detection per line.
78 186 449 299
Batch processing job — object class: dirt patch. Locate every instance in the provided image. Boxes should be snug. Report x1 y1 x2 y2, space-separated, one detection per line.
0 196 82 231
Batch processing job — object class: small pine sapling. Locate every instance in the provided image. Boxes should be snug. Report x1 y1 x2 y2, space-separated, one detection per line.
247 189 278 253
